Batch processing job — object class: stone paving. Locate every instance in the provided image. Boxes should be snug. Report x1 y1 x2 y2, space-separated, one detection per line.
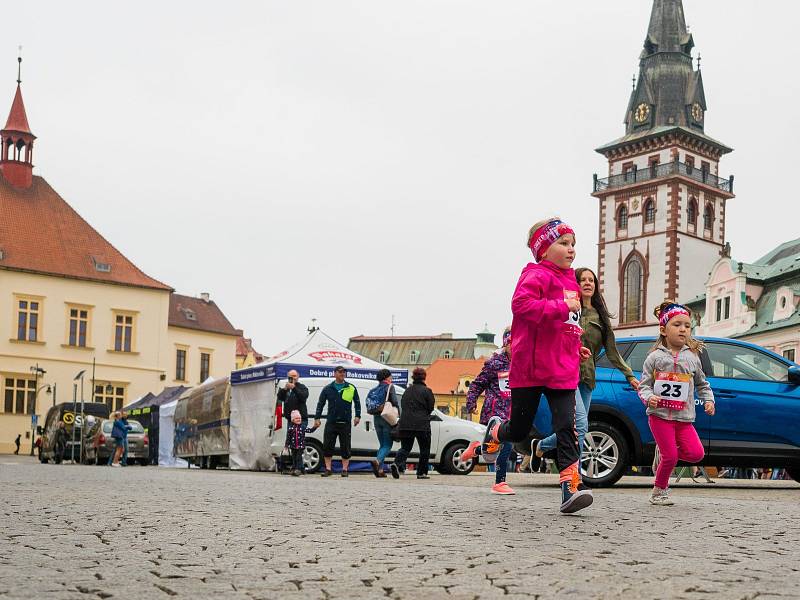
1 455 799 599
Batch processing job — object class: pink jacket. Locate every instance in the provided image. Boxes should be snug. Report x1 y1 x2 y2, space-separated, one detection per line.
509 260 583 389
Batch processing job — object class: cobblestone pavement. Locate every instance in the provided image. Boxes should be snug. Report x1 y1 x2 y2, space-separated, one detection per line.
1 455 798 599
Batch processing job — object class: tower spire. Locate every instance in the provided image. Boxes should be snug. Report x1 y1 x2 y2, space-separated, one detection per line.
1 54 36 188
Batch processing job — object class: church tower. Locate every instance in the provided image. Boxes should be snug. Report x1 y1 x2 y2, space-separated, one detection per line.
592 0 734 334
0 57 35 189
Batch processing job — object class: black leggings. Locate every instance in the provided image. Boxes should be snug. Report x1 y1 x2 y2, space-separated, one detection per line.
497 387 578 473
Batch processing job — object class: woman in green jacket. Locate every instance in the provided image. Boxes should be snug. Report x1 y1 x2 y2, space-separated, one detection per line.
535 267 639 463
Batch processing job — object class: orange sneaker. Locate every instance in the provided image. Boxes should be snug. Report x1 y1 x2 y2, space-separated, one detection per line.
460 441 480 463
491 482 516 495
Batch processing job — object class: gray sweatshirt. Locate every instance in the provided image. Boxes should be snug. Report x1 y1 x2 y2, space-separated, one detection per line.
638 345 715 423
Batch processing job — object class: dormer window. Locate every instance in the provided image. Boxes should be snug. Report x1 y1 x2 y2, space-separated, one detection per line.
92 257 111 273
378 350 388 363
181 307 197 321
409 350 419 364
443 350 453 359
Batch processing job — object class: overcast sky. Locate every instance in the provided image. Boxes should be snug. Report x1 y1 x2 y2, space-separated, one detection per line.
10 1 800 355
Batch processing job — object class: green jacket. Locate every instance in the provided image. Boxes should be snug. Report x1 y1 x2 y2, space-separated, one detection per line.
579 305 634 389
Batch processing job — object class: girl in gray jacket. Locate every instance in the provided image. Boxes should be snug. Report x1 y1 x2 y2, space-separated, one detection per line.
638 302 715 505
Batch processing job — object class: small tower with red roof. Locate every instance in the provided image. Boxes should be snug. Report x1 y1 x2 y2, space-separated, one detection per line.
0 55 35 189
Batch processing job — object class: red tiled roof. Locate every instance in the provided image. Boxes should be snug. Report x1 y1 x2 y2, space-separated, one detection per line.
425 358 485 395
3 85 32 134
169 294 239 337
0 175 171 290
236 336 264 361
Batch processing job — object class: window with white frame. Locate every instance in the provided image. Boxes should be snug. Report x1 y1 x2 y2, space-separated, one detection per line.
409 350 419 364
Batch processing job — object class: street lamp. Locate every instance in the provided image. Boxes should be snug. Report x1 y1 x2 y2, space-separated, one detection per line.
28 364 46 456
72 370 86 464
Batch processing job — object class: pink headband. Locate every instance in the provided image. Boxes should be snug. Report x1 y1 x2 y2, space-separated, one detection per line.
529 220 575 262
659 303 690 327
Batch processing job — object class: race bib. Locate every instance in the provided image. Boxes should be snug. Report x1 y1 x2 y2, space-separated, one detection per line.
654 371 690 410
564 290 581 327
497 371 510 399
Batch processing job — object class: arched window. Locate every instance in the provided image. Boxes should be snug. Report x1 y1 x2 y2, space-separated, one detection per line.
409 350 419 364
704 203 714 231
443 350 452 359
644 198 656 224
687 197 698 226
617 204 629 230
378 350 388 363
622 254 645 324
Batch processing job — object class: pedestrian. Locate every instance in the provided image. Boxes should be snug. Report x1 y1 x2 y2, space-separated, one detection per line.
13 433 21 455
34 435 42 459
53 422 67 464
533 267 639 469
286 410 306 476
638 302 715 506
460 327 516 495
480 217 594 514
314 366 361 477
120 411 132 466
278 369 309 474
391 367 435 480
110 412 131 467
365 368 398 478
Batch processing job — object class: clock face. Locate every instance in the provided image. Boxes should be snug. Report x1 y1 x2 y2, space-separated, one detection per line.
692 102 704 122
634 103 650 123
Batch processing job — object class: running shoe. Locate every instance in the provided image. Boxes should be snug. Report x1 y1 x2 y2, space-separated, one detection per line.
390 463 401 479
321 469 333 477
491 482 516 495
460 441 480 464
341 470 349 478
649 487 674 506
481 416 503 464
559 473 594 514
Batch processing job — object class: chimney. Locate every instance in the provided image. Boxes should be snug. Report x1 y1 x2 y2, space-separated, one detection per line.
200 292 210 303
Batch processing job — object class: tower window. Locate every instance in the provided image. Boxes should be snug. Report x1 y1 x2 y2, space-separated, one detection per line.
617 205 629 230
644 199 656 224
704 203 714 231
622 254 645 324
687 197 698 226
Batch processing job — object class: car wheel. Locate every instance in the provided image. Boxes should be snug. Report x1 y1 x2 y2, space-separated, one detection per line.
303 440 324 473
786 466 800 483
581 421 629 488
442 442 474 475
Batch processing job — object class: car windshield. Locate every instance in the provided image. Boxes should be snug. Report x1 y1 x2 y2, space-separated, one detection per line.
705 342 789 382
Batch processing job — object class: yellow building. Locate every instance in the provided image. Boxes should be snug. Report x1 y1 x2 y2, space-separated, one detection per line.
425 358 486 421
0 77 237 453
235 335 265 370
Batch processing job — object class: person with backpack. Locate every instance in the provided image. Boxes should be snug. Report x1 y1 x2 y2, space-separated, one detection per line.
366 368 399 478
314 366 361 477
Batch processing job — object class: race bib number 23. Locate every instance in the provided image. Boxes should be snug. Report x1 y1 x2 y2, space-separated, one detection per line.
654 371 690 410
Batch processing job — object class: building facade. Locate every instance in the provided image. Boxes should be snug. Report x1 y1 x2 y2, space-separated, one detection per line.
592 0 735 335
348 330 496 374
424 358 485 421
0 76 237 453
687 240 800 361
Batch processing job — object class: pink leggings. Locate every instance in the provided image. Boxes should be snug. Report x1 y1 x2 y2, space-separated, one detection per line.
648 415 705 489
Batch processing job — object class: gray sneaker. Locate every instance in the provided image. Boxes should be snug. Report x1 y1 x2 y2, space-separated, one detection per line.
649 486 674 506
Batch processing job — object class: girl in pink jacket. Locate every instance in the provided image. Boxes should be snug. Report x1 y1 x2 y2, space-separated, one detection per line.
482 217 594 514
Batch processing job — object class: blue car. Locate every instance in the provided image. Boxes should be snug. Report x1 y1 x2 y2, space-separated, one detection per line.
529 336 800 487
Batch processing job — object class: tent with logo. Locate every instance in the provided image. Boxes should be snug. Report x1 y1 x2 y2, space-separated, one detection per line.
229 329 408 470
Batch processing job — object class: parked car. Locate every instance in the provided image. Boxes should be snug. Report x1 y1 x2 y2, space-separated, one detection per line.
282 397 486 475
39 402 110 464
84 418 150 465
525 336 800 487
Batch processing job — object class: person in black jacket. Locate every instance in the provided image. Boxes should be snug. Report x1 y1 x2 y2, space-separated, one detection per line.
277 370 309 474
314 366 361 477
391 367 435 479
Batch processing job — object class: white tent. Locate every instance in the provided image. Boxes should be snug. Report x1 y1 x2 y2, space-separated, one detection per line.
158 399 188 468
229 330 408 470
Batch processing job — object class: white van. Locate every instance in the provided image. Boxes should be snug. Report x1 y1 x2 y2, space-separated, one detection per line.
271 378 485 474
